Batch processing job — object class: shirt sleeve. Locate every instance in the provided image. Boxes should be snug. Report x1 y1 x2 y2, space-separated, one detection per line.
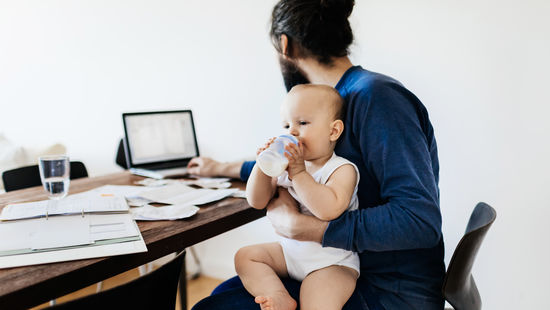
322 82 442 252
240 160 256 182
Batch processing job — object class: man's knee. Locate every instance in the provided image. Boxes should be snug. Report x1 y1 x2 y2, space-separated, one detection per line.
191 295 214 310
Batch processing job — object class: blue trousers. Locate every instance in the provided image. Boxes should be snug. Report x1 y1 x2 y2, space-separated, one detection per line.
191 276 381 310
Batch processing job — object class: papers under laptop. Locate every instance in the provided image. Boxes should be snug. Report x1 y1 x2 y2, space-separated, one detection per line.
122 110 200 179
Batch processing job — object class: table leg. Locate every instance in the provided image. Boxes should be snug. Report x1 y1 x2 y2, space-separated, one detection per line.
178 251 187 310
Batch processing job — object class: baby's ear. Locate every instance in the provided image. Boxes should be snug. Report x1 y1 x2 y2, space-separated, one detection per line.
329 120 344 141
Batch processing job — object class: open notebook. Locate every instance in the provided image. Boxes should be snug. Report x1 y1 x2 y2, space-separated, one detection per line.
0 189 146 268
0 195 128 221
0 213 147 268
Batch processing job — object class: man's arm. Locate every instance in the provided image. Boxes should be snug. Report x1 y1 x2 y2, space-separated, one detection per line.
323 84 442 252
240 161 256 181
187 157 246 179
266 187 328 243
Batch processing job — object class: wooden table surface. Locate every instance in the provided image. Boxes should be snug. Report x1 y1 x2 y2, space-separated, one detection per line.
0 171 264 309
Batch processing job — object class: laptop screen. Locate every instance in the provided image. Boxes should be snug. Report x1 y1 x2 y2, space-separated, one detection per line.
122 110 199 167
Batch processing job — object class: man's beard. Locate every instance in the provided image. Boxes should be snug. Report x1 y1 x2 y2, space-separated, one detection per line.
279 56 309 92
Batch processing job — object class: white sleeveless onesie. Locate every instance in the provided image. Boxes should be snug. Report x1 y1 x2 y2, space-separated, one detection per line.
276 153 360 281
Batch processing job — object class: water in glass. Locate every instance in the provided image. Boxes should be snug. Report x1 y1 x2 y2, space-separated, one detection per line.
39 155 70 200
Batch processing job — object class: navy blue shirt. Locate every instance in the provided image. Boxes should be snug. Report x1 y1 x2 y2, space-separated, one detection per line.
241 66 445 309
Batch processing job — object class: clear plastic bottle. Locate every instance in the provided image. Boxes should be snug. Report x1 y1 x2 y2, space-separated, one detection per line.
256 135 299 177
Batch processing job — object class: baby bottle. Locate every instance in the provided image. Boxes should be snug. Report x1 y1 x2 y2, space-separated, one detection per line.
256 135 299 177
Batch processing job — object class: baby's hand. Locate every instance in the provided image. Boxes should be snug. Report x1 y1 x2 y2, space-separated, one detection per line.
284 142 306 179
256 137 277 156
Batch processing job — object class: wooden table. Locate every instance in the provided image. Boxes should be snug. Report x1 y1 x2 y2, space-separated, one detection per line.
0 171 264 309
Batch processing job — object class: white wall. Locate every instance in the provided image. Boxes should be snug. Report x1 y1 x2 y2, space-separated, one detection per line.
1 1 549 308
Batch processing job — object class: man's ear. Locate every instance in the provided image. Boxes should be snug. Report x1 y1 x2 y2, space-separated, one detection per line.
329 120 344 141
280 34 289 58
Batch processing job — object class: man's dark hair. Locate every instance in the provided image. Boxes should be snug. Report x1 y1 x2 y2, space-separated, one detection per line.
270 0 355 65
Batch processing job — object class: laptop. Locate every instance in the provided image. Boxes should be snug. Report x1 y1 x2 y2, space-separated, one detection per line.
122 110 199 179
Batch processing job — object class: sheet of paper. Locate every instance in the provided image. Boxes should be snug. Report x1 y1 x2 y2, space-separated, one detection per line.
45 196 116 215
0 219 37 252
136 177 231 189
87 185 148 198
135 178 180 187
88 214 141 241
193 177 230 183
139 184 238 206
230 189 247 199
160 188 214 205
31 216 91 250
131 204 199 221
183 177 231 189
138 184 195 203
69 185 152 207
0 201 48 221
175 188 238 205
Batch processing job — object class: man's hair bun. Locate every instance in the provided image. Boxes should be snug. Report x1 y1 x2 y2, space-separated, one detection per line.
319 0 354 20
270 0 355 64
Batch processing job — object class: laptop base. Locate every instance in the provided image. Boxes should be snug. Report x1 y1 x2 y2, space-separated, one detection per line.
130 167 189 180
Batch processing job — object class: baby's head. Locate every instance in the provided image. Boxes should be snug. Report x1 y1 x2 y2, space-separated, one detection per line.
281 84 344 161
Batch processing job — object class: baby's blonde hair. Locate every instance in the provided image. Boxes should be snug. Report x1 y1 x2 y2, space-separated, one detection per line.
289 84 344 121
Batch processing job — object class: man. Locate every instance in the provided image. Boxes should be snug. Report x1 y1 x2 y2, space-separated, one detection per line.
190 1 444 309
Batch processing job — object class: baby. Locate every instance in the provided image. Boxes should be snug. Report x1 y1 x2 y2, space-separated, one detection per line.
235 84 360 310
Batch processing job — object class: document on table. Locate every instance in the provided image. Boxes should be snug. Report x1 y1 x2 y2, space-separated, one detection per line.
136 177 231 189
131 204 200 221
31 216 91 250
0 213 146 269
87 185 148 198
89 213 142 241
87 184 152 207
138 184 238 206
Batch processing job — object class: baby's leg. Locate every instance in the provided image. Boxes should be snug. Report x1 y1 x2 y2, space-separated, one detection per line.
234 242 297 310
299 265 358 310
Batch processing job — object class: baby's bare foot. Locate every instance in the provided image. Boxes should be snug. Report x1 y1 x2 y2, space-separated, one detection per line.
255 291 297 310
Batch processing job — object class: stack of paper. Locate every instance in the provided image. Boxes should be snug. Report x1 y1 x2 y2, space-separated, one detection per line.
89 182 241 221
0 213 146 268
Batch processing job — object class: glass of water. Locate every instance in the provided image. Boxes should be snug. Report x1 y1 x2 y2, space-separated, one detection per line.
39 155 70 217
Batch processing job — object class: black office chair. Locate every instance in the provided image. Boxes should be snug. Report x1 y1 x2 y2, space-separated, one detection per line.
443 202 496 310
115 138 128 169
50 251 186 309
2 161 89 192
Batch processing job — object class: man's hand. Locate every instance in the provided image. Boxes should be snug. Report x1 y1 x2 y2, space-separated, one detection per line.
187 157 243 178
187 157 221 177
266 187 328 243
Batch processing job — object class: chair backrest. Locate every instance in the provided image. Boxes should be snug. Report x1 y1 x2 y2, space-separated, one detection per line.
442 202 496 310
1 161 89 192
115 138 128 169
51 251 186 309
